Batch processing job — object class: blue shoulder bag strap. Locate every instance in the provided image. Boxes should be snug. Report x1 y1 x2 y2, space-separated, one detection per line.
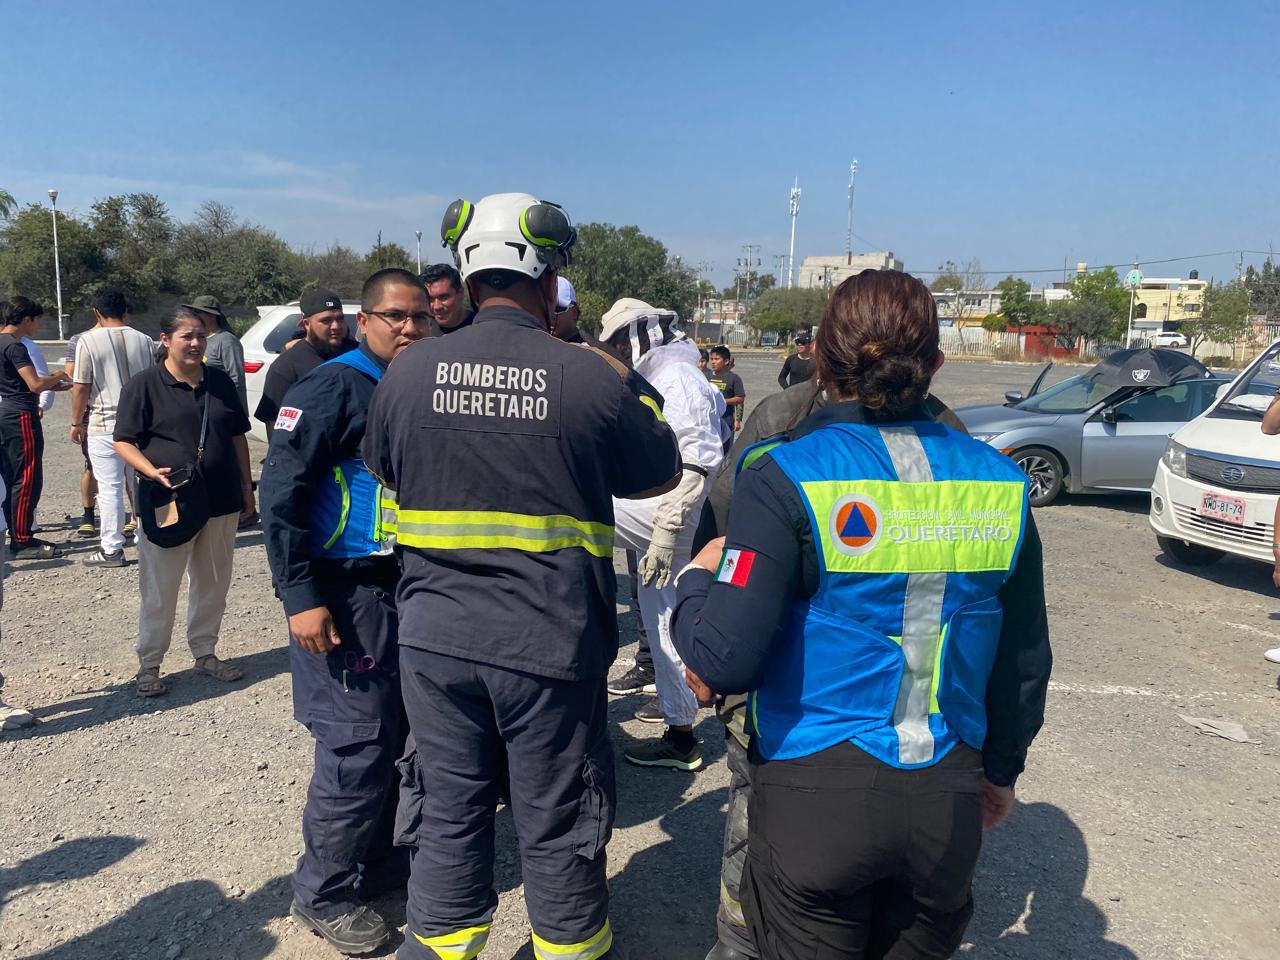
323 348 384 383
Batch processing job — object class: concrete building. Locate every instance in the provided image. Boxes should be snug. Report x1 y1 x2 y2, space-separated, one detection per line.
1132 275 1206 331
796 252 904 290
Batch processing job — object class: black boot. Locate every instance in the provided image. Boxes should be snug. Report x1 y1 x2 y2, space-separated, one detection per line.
291 901 390 955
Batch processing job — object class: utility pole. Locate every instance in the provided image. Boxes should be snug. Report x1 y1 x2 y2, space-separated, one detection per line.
846 159 858 266
415 230 423 273
48 189 65 341
787 177 800 289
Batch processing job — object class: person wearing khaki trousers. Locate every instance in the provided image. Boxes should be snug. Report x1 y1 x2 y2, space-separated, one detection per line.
113 307 256 697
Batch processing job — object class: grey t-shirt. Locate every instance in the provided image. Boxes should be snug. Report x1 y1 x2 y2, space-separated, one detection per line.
205 327 247 415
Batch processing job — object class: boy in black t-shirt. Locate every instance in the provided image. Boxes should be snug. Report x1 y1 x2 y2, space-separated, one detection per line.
707 345 746 451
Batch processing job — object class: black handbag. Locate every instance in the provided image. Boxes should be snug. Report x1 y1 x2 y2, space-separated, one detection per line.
138 388 212 549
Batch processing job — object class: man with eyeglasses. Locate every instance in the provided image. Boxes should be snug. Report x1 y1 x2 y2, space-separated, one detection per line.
260 268 431 955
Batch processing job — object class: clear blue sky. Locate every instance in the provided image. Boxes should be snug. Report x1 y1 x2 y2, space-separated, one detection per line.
4 0 1277 288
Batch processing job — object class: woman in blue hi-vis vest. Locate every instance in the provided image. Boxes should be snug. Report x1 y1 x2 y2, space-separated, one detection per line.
671 269 1052 960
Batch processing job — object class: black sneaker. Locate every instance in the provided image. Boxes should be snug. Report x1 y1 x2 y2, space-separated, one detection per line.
83 549 126 568
9 538 61 560
634 698 665 724
624 729 704 771
290 902 389 955
608 664 657 696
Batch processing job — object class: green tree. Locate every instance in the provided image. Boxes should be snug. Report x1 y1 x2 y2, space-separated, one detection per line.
292 243 365 299
746 287 828 337
0 189 16 220
0 203 102 324
1244 258 1280 321
720 272 776 302
1067 266 1129 343
930 260 964 293
562 223 697 330
362 238 415 275
1184 281 1252 356
88 193 176 310
994 275 1043 331
172 202 298 311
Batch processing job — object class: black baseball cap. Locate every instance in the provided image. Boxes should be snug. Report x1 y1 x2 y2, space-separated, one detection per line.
795 331 813 345
299 289 343 317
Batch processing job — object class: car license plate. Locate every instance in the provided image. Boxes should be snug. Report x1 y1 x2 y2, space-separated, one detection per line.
1198 490 1245 525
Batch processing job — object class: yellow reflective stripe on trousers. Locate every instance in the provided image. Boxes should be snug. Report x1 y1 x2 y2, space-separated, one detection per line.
396 509 614 558
531 920 612 960
412 923 491 960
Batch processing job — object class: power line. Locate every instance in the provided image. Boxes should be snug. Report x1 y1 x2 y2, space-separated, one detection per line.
911 250 1247 277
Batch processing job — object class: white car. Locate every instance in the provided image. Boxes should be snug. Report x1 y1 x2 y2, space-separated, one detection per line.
1151 331 1189 348
1150 338 1279 566
241 301 361 442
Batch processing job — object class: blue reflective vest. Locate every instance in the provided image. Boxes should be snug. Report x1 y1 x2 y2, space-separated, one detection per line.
745 420 1030 768
308 349 397 560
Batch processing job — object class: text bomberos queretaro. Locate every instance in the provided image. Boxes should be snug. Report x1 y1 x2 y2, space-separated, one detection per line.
433 361 551 421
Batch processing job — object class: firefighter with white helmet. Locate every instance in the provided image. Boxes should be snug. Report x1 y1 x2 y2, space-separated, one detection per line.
364 192 680 960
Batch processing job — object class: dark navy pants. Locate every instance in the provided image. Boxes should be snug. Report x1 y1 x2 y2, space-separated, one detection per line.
290 575 406 918
396 648 615 960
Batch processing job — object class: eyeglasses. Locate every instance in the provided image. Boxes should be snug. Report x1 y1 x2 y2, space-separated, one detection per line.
365 310 433 329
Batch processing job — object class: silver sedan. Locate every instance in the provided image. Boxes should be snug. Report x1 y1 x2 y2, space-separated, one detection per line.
956 367 1228 506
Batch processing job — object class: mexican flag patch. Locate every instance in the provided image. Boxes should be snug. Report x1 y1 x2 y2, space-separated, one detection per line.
715 548 756 588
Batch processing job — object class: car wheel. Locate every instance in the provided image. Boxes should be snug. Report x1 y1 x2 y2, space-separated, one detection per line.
1156 535 1224 566
1013 447 1064 506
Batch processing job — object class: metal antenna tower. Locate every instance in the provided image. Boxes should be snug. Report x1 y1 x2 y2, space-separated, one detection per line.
846 159 858 265
787 177 801 289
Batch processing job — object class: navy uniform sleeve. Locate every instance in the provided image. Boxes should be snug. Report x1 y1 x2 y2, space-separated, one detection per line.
609 372 681 499
983 512 1052 786
362 371 397 491
260 372 350 616
672 459 808 693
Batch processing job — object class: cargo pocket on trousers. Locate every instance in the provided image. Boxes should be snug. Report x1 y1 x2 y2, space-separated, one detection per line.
571 748 616 862
393 737 425 848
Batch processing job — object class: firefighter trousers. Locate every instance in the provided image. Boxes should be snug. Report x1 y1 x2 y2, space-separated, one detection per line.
290 575 407 918
397 647 615 960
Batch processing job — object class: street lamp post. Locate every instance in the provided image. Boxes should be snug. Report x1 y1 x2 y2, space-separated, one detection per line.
48 189 65 341
415 230 423 274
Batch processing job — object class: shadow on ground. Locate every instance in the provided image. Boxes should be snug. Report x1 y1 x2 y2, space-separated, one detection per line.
966 801 1137 959
12 644 288 741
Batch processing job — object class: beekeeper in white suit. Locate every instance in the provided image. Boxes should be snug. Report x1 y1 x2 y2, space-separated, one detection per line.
601 298 725 772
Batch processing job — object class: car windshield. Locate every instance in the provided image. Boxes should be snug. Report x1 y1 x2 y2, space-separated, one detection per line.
1014 374 1121 414
1212 340 1280 419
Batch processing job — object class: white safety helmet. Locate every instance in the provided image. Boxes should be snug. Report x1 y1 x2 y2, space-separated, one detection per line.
600 297 685 365
439 192 576 283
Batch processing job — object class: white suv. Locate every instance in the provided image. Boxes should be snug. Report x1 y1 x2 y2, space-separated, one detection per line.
1151 330 1189 348
1150 338 1279 566
241 301 361 441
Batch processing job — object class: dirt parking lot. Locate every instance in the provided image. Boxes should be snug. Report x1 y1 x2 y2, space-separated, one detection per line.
1 355 1277 960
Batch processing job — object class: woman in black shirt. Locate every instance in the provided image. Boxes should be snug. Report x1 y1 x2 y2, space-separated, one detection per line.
114 307 256 697
0 298 74 558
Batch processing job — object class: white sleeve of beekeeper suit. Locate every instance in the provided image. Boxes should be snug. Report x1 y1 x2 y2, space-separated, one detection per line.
637 370 725 588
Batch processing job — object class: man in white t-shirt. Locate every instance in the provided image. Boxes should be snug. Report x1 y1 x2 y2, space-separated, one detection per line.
70 288 155 566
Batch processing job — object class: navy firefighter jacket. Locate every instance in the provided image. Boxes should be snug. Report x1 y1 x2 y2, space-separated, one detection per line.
261 341 399 616
363 304 681 682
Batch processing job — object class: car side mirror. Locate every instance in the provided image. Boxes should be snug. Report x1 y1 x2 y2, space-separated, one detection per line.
1004 390 1024 405
1100 407 1117 424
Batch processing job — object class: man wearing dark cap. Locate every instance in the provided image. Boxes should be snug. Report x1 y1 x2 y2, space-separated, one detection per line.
255 290 356 441
184 295 248 413
776 330 816 389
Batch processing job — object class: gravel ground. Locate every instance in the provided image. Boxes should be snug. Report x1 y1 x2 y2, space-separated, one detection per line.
1 356 1277 960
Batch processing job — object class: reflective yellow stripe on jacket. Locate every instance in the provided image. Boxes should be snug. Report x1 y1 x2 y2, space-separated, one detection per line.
395 509 614 558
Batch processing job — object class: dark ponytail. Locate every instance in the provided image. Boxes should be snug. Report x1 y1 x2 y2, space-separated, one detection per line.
815 270 939 419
